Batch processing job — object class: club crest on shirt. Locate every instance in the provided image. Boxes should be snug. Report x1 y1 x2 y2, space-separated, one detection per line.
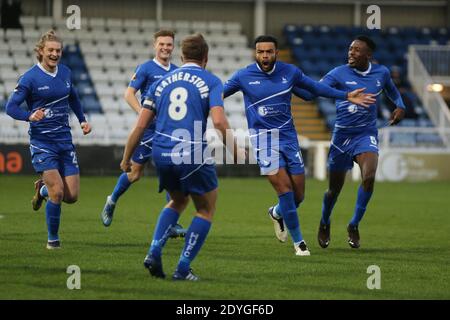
44 109 54 118
348 104 357 114
258 106 268 116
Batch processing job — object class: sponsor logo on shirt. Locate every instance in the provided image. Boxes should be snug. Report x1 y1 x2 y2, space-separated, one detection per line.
345 81 357 85
154 75 163 79
38 86 50 91
249 81 261 85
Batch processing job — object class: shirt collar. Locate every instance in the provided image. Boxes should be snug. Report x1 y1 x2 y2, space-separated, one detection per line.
256 61 276 75
181 62 202 68
37 62 58 77
352 62 372 76
153 58 171 71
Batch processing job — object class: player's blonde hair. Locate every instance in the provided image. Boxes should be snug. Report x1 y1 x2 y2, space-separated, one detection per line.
34 30 63 62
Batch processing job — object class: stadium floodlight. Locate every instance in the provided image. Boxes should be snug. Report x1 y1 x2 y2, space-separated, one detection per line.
427 83 444 92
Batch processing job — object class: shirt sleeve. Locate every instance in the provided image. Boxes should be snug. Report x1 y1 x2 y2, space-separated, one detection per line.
223 70 241 98
142 82 157 114
209 77 224 108
294 68 347 100
69 84 87 123
383 69 406 109
128 65 146 90
291 69 339 101
5 75 32 121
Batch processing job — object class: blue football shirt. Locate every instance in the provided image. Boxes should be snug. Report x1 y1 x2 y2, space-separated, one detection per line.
294 63 405 135
143 63 224 164
224 61 348 146
129 58 178 140
6 63 85 143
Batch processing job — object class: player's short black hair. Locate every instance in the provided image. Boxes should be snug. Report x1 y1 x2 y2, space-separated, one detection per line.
355 35 376 52
254 35 278 49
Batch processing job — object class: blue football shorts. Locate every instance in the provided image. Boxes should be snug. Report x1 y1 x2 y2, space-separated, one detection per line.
156 162 218 196
29 140 79 177
131 136 153 165
328 132 379 171
254 142 305 175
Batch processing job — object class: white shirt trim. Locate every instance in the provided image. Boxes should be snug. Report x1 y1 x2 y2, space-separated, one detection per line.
181 62 202 68
153 58 171 71
37 62 58 77
256 62 276 75
352 62 372 77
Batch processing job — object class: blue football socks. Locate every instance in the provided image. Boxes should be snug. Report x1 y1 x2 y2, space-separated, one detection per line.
46 200 61 241
176 216 211 276
321 191 338 225
278 191 303 243
148 207 180 257
111 173 131 203
349 185 373 227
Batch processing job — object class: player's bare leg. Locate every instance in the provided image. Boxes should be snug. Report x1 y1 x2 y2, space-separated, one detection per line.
267 168 309 255
62 174 80 204
318 170 346 248
347 152 378 248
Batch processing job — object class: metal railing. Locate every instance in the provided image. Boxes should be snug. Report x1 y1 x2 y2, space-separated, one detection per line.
408 45 450 147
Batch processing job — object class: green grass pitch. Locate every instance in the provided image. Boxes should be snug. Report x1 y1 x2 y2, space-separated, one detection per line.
0 175 449 299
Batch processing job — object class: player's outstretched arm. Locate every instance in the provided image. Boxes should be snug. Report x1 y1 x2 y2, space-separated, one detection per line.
121 107 155 172
292 87 316 101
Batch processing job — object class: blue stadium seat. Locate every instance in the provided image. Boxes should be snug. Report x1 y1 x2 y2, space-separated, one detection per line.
390 133 416 147
82 95 102 113
416 133 443 145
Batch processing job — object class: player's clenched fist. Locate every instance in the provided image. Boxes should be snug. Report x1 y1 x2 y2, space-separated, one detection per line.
81 122 92 135
28 108 45 122
120 159 131 172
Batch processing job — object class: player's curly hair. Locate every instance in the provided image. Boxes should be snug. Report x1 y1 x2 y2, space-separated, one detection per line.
34 30 63 62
